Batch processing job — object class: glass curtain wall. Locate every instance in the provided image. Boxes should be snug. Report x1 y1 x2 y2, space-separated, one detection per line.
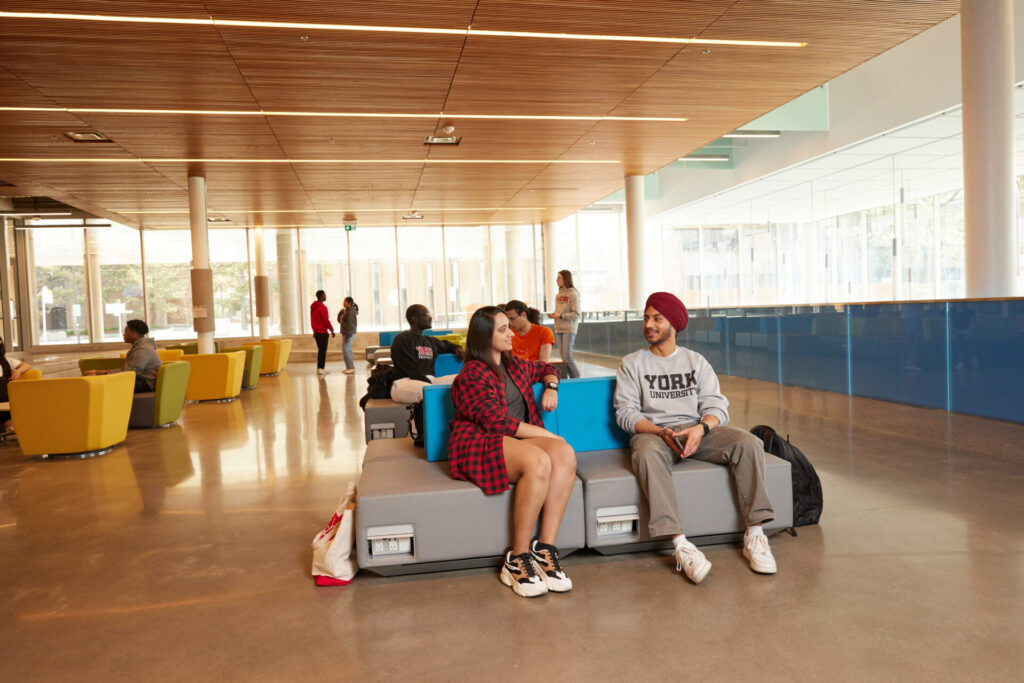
441 226 491 325
92 225 144 342
209 229 253 337
142 230 195 341
397 226 446 325
349 227 400 330
28 227 89 345
298 228 350 329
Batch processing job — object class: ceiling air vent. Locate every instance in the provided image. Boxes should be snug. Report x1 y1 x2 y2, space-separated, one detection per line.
423 135 461 145
63 131 113 143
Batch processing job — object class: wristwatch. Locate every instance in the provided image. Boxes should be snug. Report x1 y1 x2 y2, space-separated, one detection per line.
699 421 711 436
544 382 559 392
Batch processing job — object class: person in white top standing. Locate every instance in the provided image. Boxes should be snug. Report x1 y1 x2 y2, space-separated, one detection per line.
548 270 580 378
613 292 778 584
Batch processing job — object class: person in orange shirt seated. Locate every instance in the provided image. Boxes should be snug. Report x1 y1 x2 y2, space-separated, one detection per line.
505 300 554 362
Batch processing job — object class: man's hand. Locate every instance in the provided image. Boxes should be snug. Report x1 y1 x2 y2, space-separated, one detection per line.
540 387 558 412
453 347 465 361
331 332 335 338
675 424 706 457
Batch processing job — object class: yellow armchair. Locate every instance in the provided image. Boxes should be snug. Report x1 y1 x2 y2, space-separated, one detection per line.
9 372 135 457
243 338 292 375
181 351 246 401
118 349 184 362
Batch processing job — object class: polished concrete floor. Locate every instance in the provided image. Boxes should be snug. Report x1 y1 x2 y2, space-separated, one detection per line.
1 355 1021 682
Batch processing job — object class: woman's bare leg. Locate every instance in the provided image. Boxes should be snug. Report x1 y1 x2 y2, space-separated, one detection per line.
523 438 576 545
502 437 551 554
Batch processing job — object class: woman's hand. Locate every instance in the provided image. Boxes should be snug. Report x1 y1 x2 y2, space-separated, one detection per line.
541 387 558 412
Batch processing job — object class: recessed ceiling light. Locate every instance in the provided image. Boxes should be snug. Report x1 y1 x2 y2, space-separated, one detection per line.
0 11 807 47
424 135 461 145
63 131 112 143
207 217 231 223
402 212 424 220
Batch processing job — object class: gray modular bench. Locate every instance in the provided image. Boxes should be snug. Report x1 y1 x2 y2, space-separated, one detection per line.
354 375 792 576
355 437 585 576
363 398 411 442
577 448 792 553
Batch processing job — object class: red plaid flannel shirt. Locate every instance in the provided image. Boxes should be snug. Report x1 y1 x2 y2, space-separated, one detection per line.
448 356 559 494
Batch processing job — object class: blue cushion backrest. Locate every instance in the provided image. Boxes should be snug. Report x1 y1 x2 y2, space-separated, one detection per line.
422 382 557 462
379 329 454 347
433 353 462 377
552 376 631 452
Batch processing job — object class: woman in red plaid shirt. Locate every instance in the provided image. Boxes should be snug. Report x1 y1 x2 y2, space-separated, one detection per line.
449 306 577 598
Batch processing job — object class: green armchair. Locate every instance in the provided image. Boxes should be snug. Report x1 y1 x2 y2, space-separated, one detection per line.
129 361 191 428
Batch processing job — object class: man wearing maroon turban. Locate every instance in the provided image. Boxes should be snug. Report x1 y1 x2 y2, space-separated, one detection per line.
613 292 778 584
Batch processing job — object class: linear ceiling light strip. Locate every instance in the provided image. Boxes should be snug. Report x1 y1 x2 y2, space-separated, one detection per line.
0 11 806 47
0 158 619 164
115 207 547 214
0 106 686 123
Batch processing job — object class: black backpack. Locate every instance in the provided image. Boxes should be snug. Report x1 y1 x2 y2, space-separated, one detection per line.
358 364 395 410
750 425 823 530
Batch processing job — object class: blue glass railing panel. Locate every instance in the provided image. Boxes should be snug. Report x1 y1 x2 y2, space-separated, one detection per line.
949 300 1024 423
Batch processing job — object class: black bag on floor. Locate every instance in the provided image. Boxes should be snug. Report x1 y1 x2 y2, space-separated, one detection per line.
407 401 424 448
750 425 823 528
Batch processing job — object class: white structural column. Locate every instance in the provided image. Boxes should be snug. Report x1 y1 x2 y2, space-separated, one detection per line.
505 227 522 303
541 221 556 310
253 227 270 338
188 176 216 354
961 0 1018 297
625 174 646 309
84 228 104 343
276 230 299 335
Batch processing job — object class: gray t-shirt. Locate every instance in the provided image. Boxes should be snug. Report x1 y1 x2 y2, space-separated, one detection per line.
500 366 527 423
613 346 730 433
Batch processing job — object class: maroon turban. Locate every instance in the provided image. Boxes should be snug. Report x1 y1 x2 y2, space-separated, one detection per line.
644 292 689 332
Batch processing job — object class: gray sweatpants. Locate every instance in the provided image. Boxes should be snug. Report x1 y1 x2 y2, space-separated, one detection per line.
630 423 775 538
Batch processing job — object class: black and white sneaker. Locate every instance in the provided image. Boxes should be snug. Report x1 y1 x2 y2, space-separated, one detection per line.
500 550 548 598
529 540 573 593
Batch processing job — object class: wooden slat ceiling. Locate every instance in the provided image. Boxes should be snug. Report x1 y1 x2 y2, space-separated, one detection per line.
0 0 959 230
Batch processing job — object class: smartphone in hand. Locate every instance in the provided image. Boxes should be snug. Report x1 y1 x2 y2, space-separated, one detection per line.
660 427 688 457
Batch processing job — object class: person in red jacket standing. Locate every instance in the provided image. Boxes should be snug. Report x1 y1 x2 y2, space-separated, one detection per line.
310 290 335 376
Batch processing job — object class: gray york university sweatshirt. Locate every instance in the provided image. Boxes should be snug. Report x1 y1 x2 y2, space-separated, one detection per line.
613 346 730 433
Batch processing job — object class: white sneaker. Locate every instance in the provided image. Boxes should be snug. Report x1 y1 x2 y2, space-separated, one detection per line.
674 540 712 584
500 550 548 598
530 540 573 593
743 531 777 574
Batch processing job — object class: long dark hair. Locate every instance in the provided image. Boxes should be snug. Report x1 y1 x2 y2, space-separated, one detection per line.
0 339 11 382
558 269 574 289
464 306 514 378
344 296 358 313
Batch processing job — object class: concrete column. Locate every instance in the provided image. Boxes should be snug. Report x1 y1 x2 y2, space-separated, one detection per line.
253 227 270 338
541 222 556 310
0 215 13 349
276 230 299 335
625 174 645 308
84 228 104 342
961 0 1018 297
504 227 522 303
188 175 216 354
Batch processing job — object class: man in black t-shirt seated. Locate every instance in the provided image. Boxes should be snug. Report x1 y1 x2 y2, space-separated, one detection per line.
389 304 464 403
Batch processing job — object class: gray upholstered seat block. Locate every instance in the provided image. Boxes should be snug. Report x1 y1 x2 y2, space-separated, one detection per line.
363 398 411 442
356 438 585 573
576 448 793 551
